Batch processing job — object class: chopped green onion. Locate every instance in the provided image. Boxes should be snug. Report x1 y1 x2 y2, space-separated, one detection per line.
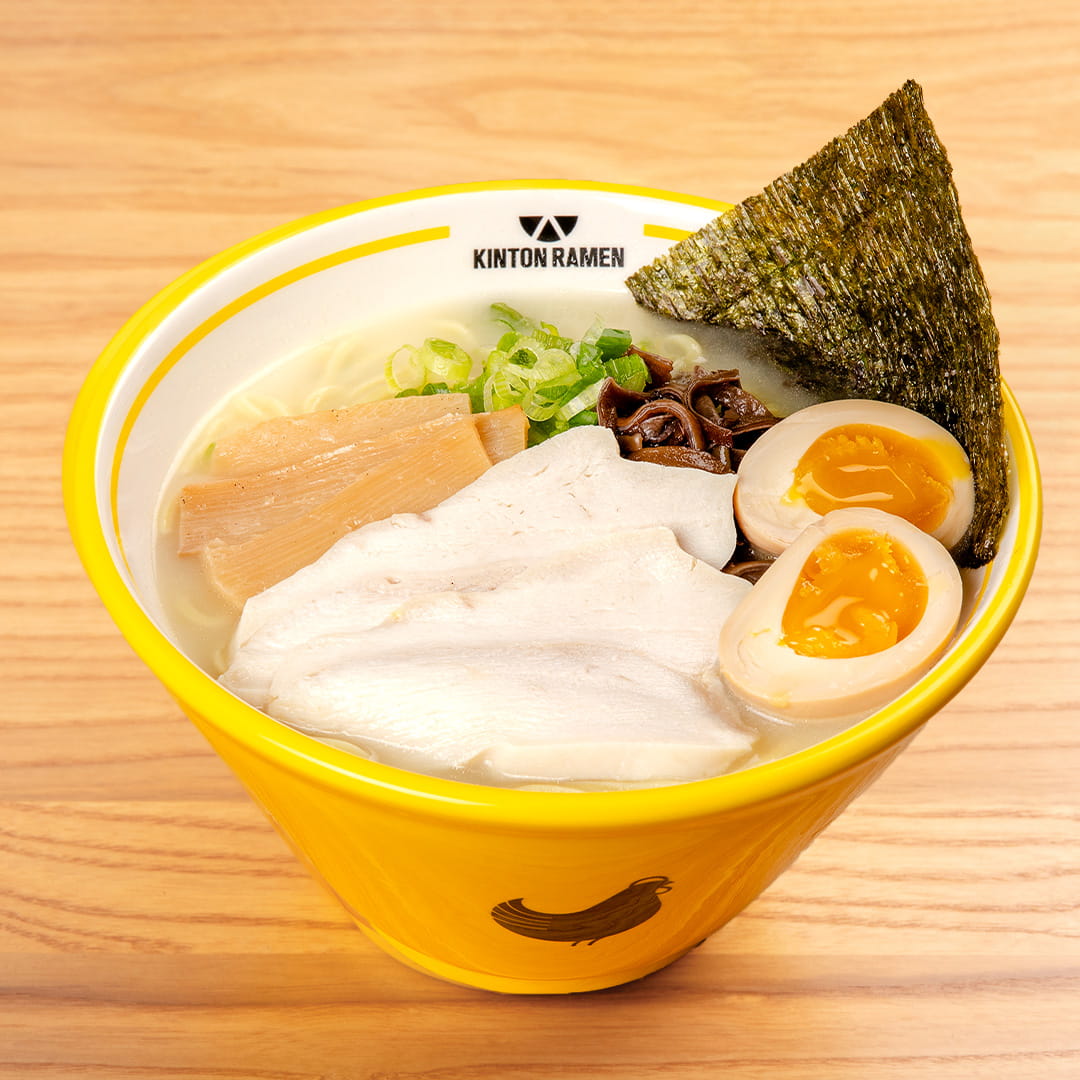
385 338 472 393
386 304 647 443
603 352 649 393
553 379 603 423
594 327 633 359
385 345 424 393
568 408 598 427
424 338 473 385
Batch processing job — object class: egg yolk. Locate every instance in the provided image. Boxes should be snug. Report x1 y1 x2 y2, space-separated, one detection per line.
781 528 928 659
790 423 957 533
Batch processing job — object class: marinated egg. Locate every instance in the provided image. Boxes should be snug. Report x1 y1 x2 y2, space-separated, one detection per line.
734 399 975 556
718 507 963 722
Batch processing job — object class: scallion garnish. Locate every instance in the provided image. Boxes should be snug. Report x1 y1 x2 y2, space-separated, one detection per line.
386 304 648 442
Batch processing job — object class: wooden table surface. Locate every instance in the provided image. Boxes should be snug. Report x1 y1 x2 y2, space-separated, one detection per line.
3 1 1078 1076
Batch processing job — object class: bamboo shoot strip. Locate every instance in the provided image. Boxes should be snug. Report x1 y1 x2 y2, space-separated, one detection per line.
209 393 472 476
201 417 492 605
178 413 468 553
474 406 530 464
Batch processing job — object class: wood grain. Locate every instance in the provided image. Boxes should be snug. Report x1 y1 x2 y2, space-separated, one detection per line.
2 0 1078 1076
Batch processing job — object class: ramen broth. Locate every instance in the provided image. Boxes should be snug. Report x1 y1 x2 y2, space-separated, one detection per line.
156 293 929 788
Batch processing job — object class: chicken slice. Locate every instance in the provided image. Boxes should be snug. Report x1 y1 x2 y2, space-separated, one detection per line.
268 642 753 785
257 527 753 785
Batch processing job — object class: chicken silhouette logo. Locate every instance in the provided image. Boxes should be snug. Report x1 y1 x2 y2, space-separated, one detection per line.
491 876 674 945
519 214 579 243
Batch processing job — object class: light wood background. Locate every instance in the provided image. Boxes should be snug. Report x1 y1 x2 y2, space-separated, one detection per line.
3 1 1078 1076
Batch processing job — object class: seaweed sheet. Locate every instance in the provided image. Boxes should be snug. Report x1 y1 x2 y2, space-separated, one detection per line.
626 80 1007 567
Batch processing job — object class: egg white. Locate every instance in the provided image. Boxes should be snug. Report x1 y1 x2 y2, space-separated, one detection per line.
717 506 964 723
734 399 975 556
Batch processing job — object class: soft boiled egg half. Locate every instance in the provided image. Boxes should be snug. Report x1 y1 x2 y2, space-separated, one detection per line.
734 399 975 556
718 506 963 723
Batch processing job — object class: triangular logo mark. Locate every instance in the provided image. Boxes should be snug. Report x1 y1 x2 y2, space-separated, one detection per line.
519 214 580 243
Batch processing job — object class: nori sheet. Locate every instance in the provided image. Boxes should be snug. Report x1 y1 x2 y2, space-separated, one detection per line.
626 80 1008 567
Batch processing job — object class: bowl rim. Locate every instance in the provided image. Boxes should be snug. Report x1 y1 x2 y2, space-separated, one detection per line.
63 178 1044 830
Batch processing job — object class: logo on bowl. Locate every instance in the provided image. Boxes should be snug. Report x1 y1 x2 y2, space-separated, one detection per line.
519 215 578 242
472 214 626 271
490 875 673 946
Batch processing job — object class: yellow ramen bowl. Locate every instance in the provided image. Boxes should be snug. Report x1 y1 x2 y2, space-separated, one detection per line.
64 181 1041 994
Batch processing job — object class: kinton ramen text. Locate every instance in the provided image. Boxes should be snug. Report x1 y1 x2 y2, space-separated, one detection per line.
472 247 626 270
